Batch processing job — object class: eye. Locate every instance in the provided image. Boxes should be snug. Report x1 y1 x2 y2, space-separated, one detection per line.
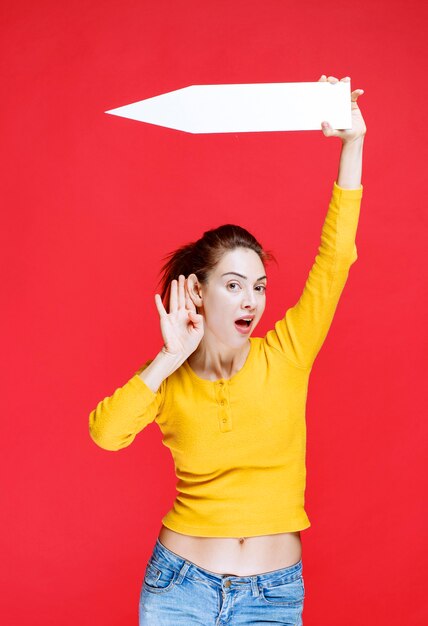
256 285 266 293
227 282 240 290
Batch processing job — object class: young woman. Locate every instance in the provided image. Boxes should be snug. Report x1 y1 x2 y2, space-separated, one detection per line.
89 73 366 625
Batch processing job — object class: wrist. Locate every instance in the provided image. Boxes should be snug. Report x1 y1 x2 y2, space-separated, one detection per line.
158 346 186 371
341 135 365 149
138 348 184 394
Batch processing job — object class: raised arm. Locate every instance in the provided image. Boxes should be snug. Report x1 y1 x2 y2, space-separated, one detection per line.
264 74 366 369
320 73 366 189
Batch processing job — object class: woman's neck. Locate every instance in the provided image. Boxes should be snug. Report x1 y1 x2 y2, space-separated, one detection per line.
187 339 251 381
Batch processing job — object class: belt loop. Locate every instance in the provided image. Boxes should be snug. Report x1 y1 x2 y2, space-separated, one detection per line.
250 575 260 597
175 560 191 585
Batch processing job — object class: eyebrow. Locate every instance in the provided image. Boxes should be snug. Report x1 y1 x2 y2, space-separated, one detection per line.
221 272 267 281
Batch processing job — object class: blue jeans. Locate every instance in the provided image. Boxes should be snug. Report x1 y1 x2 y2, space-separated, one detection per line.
139 538 305 625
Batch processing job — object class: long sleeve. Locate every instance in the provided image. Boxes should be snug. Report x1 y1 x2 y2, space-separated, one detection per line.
88 360 165 451
264 181 363 369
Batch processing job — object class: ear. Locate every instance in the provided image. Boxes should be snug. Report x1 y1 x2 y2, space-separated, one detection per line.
186 273 203 307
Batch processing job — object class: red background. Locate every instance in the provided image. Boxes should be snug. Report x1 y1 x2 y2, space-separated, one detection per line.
2 1 427 624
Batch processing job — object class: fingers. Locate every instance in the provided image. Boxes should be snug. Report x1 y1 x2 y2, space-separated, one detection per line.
169 274 190 312
320 75 340 83
321 122 339 138
154 293 167 317
169 278 178 312
177 274 185 310
184 283 191 308
320 74 365 95
188 309 203 330
351 88 364 102
319 74 353 84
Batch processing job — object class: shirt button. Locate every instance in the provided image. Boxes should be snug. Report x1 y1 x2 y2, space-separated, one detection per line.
220 400 225 406
222 418 227 423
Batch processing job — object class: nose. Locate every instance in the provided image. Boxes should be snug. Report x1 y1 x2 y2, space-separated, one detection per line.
242 288 257 309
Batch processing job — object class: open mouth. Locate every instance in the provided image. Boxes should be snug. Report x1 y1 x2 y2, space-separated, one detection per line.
235 319 252 328
234 318 254 333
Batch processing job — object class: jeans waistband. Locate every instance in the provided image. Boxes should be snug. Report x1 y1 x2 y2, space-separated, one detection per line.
150 538 303 590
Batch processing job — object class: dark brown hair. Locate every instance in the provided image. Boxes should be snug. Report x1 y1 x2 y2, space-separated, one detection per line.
156 224 277 311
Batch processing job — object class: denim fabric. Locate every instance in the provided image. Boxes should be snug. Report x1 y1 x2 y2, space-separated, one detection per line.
139 538 305 625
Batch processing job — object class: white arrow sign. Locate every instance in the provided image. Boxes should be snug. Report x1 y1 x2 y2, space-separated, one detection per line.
105 81 352 134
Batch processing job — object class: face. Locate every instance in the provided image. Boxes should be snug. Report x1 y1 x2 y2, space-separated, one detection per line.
187 247 267 346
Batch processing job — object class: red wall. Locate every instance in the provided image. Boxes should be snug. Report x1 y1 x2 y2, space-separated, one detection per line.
2 1 427 624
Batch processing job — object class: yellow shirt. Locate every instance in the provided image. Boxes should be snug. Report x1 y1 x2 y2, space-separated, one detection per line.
89 181 363 537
